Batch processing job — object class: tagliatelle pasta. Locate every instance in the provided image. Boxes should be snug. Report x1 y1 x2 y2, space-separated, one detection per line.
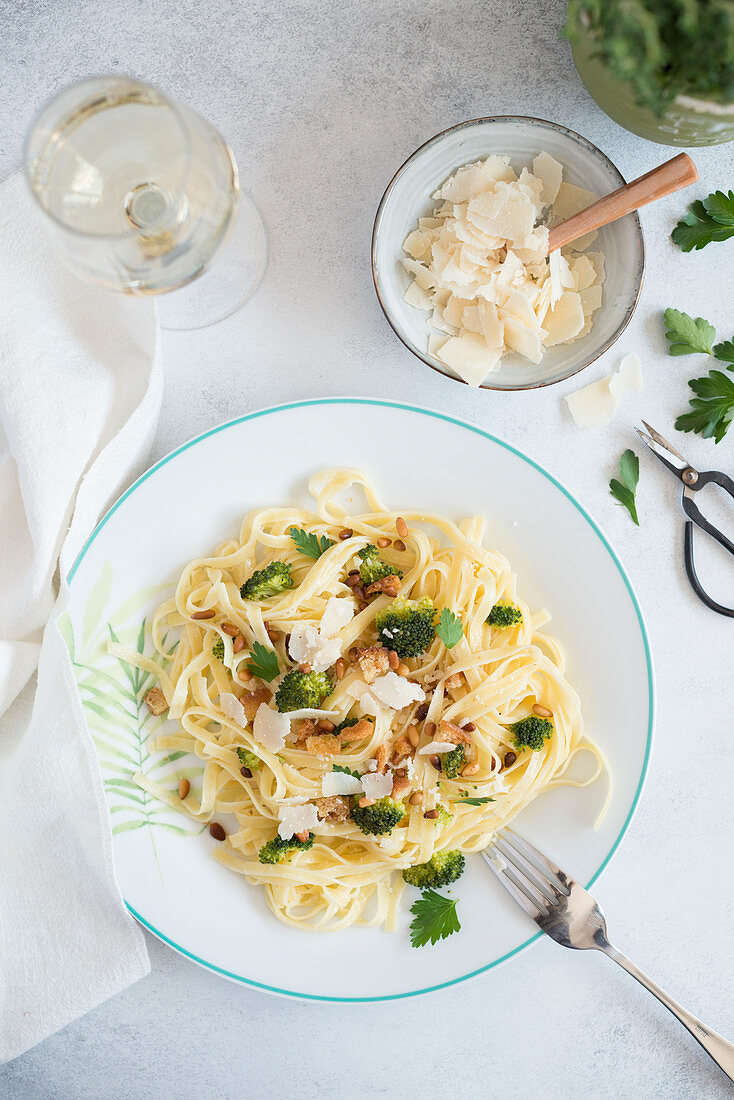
114 469 607 933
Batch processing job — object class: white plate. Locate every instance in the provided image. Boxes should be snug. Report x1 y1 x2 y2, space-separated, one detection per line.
66 399 654 1001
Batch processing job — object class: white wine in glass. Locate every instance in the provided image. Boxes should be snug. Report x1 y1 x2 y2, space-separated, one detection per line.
24 75 267 330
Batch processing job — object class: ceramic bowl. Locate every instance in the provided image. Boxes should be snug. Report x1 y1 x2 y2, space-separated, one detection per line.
371 116 645 391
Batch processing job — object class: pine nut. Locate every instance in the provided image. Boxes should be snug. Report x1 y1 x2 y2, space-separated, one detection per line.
396 517 408 539
393 539 406 552
462 722 476 733
358 796 376 808
503 751 517 768
397 663 409 677
424 720 436 738
299 662 313 674
409 791 424 805
221 622 239 636
423 808 439 820
317 719 335 731
349 647 359 663
388 649 400 670
346 574 360 587
347 568 360 577
429 754 441 770
376 537 392 548
209 822 226 841
178 778 190 799
336 658 346 680
415 703 429 721
238 668 253 682
294 830 310 843
266 627 281 643
407 725 420 747
240 766 252 778
532 704 553 718
461 762 480 777
339 528 353 540
233 634 246 653
191 609 215 620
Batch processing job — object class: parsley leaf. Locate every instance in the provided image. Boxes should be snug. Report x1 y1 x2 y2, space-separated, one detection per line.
676 369 734 443
671 191 734 252
609 449 640 526
663 309 716 356
246 640 280 682
332 764 362 780
453 796 495 806
436 608 463 649
409 889 461 948
289 527 334 560
714 340 734 366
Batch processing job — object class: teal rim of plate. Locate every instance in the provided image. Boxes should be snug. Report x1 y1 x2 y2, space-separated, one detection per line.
67 397 655 1003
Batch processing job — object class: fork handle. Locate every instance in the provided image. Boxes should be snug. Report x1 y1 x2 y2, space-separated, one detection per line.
602 943 734 1082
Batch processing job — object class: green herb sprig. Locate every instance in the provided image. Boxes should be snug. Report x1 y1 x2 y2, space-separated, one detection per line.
672 191 734 252
453 796 495 806
664 309 716 356
609 450 640 527
246 640 280 682
436 608 463 649
663 310 734 443
289 527 334 560
409 889 461 948
332 764 362 780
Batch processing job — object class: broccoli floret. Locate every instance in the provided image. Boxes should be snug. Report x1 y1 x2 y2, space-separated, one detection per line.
375 596 436 658
441 744 465 779
240 561 293 600
351 796 406 836
511 715 553 751
358 544 402 586
487 603 523 627
236 747 260 771
403 850 465 890
212 637 225 661
258 832 315 864
275 669 333 712
433 804 453 827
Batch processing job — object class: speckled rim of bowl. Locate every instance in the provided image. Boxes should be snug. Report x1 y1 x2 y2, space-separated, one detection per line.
371 115 646 392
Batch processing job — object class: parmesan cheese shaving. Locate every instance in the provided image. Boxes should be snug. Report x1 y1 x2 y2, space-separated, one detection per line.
360 771 394 800
277 802 320 840
369 671 426 710
253 703 290 752
321 771 363 797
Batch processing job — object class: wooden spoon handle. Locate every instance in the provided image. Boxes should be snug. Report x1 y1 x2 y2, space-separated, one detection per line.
547 152 698 253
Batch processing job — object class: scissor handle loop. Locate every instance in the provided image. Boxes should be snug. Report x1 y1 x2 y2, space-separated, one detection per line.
684 522 734 618
681 470 734 559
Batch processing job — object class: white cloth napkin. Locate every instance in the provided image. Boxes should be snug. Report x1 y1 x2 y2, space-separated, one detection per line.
0 172 160 1063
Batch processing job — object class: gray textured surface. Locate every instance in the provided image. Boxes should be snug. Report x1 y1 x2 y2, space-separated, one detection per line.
3 1 734 1096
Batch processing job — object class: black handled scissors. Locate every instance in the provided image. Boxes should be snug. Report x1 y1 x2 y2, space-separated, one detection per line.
636 421 734 618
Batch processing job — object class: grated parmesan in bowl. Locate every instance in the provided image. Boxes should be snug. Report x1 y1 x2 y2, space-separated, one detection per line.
372 116 645 391
400 153 605 387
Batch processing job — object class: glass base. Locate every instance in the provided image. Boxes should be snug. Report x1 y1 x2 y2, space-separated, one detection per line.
157 193 268 330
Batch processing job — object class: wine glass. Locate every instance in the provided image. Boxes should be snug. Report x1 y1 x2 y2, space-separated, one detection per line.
24 75 267 330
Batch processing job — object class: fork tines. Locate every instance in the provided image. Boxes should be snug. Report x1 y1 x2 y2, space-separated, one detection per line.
482 829 571 920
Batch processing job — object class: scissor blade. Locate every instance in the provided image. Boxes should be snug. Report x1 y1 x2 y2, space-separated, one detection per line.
636 422 690 480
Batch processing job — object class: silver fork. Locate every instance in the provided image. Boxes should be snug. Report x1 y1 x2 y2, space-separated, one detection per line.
483 830 734 1083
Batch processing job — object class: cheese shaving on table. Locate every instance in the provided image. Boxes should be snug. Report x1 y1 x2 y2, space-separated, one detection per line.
566 352 644 428
401 152 605 386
